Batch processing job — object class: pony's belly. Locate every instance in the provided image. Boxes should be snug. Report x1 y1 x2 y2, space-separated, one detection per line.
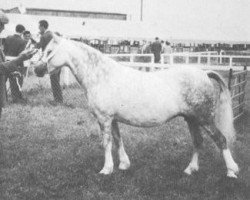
114 105 179 127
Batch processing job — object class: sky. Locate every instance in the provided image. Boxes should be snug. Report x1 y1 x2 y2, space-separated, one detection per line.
2 0 250 42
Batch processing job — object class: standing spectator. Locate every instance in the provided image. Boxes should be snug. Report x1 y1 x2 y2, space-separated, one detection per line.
162 41 172 54
141 40 150 54
161 40 165 53
4 24 27 104
23 30 37 49
151 37 162 63
0 11 35 117
23 31 40 77
35 20 63 105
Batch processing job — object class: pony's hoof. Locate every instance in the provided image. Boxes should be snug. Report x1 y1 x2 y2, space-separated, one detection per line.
228 162 239 176
99 167 113 175
184 164 199 175
119 161 130 170
227 164 239 178
227 170 238 178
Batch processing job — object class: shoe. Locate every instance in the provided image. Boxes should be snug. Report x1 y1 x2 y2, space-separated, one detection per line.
48 100 63 106
12 98 28 105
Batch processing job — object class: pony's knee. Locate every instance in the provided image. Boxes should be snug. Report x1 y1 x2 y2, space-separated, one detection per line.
102 133 112 148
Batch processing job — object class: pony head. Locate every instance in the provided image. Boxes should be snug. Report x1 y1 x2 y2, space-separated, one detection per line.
34 33 69 77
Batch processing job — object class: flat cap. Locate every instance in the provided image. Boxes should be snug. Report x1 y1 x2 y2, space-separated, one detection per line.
0 10 9 24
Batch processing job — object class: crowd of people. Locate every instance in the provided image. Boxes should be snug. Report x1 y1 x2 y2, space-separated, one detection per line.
141 37 172 63
0 11 63 116
0 11 36 119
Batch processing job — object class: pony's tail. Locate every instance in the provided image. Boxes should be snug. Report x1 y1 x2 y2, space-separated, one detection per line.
206 71 236 146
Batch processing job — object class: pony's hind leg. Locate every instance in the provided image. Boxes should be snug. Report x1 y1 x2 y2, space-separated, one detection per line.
111 120 130 170
184 117 203 175
202 124 239 178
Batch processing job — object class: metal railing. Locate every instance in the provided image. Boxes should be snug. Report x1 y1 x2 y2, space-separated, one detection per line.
228 66 248 120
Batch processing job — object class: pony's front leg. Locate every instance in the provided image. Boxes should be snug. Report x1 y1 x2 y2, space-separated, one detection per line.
98 120 114 175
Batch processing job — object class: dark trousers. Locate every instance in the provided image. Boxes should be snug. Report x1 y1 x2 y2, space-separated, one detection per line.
8 73 23 102
154 53 161 63
50 70 63 103
0 74 7 108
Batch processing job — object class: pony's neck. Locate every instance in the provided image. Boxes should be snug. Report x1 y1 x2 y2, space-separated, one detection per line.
66 41 114 93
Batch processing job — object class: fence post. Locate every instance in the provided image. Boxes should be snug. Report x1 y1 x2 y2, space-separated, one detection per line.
219 51 223 65
130 55 134 63
228 68 233 91
169 54 173 64
229 57 233 67
185 55 189 64
207 54 211 65
198 55 201 64
151 54 154 63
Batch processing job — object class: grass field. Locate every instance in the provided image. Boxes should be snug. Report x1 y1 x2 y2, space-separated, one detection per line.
0 70 249 200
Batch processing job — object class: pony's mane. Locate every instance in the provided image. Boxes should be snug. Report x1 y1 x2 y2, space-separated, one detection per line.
71 40 102 56
67 39 117 69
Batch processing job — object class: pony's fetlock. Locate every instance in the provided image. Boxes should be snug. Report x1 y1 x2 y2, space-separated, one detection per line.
227 162 239 178
99 166 113 175
119 160 130 170
223 149 239 178
184 163 199 175
227 169 238 178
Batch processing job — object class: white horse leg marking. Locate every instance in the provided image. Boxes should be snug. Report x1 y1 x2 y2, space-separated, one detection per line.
184 151 199 175
118 140 130 170
99 122 114 175
223 149 239 178
111 121 130 170
184 117 203 175
203 125 239 178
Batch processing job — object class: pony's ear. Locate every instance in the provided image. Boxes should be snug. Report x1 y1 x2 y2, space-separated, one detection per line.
53 33 61 43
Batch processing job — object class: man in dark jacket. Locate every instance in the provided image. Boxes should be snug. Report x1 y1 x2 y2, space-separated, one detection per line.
151 37 162 63
35 20 63 104
4 24 27 103
0 11 36 118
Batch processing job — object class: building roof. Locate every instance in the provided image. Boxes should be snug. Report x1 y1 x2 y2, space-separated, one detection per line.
2 13 169 41
1 0 130 16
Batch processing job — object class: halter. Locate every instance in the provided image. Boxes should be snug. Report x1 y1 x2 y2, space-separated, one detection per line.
39 39 66 66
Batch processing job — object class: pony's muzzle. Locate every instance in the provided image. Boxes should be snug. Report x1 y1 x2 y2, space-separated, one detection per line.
34 61 48 77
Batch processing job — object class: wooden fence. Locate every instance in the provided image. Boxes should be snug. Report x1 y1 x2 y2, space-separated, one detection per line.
109 52 250 67
228 66 248 120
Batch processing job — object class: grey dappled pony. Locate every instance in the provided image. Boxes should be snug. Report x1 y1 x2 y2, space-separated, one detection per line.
33 34 239 178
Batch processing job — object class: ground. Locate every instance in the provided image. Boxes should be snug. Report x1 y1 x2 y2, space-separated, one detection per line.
0 70 249 200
